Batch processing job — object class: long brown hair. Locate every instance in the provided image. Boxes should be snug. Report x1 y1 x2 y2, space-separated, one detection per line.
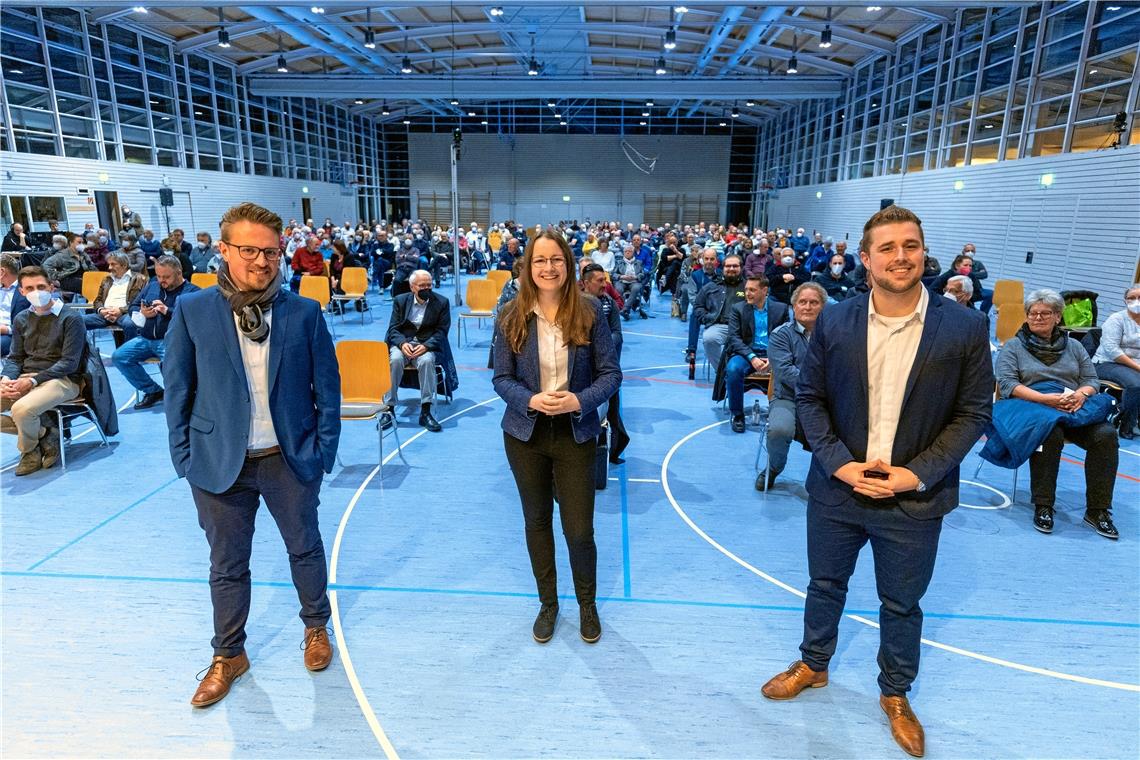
499 231 595 353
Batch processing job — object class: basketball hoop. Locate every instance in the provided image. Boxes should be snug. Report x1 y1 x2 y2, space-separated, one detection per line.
621 140 658 175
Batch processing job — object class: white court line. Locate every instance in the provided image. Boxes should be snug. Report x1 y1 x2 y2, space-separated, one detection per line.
329 395 502 759
609 477 661 483
622 331 687 341
623 363 689 373
0 392 136 475
661 420 1140 693
957 479 1012 510
1119 448 1140 459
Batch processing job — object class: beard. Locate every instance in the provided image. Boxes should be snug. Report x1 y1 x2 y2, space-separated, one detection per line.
723 274 742 286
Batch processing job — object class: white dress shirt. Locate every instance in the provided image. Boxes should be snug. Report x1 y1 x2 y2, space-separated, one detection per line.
0 281 17 331
533 305 569 394
104 272 133 310
865 286 928 465
408 295 428 328
234 311 279 450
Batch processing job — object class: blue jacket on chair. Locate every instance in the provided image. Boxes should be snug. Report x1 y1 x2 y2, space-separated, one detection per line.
492 302 622 444
796 292 994 519
163 287 341 494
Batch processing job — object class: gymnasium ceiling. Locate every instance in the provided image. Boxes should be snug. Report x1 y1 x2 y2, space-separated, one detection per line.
24 2 1041 126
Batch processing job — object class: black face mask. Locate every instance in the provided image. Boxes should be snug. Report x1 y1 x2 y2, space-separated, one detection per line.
415 287 432 301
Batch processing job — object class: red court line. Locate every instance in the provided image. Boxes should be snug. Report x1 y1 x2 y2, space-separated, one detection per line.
1061 455 1140 483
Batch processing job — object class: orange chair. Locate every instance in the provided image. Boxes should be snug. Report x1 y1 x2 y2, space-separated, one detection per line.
486 269 512 293
335 340 406 478
457 279 499 346
991 279 1024 308
190 272 218 289
995 304 1022 345
69 271 111 310
331 266 371 324
298 274 338 339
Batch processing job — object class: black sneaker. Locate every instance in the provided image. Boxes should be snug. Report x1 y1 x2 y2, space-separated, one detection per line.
1083 510 1119 540
1033 505 1054 534
731 414 746 433
379 412 394 431
532 603 558 643
134 390 164 410
579 603 601 644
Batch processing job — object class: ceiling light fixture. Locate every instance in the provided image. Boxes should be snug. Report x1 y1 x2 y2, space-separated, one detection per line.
746 98 755 106
363 9 376 48
719 121 727 127
450 97 460 105
820 8 833 48
867 5 882 11
310 6 325 14
401 56 412 73
664 26 677 50
788 33 798 73
547 100 556 107
276 34 288 72
646 99 654 106
554 112 561 118
481 119 488 125
131 6 147 13
467 110 476 117
381 102 391 115
490 6 505 16
731 102 739 118
560 121 567 126
642 110 650 117
675 5 688 14
216 10 230 48
640 121 647 126
354 98 364 105
655 56 667 75
527 32 540 76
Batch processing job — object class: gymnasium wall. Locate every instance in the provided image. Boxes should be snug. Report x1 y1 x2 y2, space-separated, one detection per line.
0 151 356 238
765 145 1140 298
408 133 732 226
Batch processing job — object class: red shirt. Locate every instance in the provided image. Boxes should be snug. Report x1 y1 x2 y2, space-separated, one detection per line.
292 247 325 275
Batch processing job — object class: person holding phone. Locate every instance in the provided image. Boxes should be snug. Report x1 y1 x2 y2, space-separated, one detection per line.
492 231 621 645
760 206 993 758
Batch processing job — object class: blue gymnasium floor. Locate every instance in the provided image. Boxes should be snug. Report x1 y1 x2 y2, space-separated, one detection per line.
2 274 1138 759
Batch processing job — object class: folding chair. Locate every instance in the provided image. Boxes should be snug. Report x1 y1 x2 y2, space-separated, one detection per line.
331 267 372 324
68 271 111 311
190 272 218 289
335 340 406 479
486 269 512 294
298 275 338 339
456 279 498 347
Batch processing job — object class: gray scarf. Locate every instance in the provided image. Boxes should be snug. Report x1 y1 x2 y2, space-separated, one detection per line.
216 261 279 343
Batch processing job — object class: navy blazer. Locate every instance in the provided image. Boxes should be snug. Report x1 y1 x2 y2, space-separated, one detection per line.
726 298 790 361
796 292 993 519
164 287 341 493
492 303 622 444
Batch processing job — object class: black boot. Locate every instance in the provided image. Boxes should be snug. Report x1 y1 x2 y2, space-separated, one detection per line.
1033 505 1054 534
532 602 559 643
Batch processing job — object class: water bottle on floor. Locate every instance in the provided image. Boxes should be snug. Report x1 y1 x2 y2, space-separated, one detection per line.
752 400 762 426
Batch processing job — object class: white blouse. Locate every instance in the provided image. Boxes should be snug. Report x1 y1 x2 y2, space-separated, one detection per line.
532 305 569 393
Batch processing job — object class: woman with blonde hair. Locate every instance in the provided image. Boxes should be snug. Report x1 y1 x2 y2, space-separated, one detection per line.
492 231 621 645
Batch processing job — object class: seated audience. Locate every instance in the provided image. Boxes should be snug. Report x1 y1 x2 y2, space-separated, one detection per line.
930 253 983 307
1 266 86 475
943 274 973 306
0 255 30 356
613 244 646 320
789 227 811 256
962 242 993 313
684 248 726 362
744 238 773 279
43 234 96 296
83 252 147 347
812 253 857 300
392 237 421 296
722 274 790 433
111 255 198 410
1092 285 1140 439
385 270 449 432
190 232 220 273
138 229 161 267
117 231 146 275
990 289 1118 539
765 247 809 304
2 223 32 252
290 235 326 292
692 253 745 370
760 281 826 489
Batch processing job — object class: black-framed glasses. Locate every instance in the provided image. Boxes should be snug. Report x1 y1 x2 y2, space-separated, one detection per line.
222 240 282 261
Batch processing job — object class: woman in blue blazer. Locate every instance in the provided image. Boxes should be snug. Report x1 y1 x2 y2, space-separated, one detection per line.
492 231 621 645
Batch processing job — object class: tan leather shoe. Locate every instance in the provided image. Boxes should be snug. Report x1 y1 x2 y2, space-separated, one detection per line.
880 694 925 757
190 652 250 708
761 660 828 700
303 626 333 671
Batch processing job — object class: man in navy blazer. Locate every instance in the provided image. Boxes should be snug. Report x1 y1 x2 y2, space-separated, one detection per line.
385 269 450 432
164 202 341 708
761 206 993 758
722 274 789 432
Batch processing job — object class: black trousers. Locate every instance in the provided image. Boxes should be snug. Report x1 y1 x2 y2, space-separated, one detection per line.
800 497 943 697
504 414 598 606
190 453 330 657
1029 421 1118 512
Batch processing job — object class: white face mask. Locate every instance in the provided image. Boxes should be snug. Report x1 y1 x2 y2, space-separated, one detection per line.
98 236 108 244
27 290 53 308
782 256 795 267
943 291 959 302
831 264 844 276
1126 299 1140 314
76 244 87 252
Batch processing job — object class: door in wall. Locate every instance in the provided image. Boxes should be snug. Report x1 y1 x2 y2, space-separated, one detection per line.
94 191 120 233
301 197 312 224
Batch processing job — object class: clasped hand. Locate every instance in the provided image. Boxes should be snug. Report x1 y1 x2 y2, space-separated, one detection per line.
528 391 581 416
0 377 32 399
401 342 426 359
835 459 920 499
1043 391 1085 414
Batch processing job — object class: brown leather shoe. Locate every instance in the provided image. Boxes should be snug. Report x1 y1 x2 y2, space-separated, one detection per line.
190 652 250 708
303 626 333 671
761 660 828 700
880 694 925 757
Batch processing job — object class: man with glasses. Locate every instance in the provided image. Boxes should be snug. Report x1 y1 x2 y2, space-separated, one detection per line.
111 254 198 410
164 202 341 708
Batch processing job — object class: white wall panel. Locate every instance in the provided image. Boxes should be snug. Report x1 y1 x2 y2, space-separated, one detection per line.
408 133 731 226
0 152 356 237
766 146 1140 298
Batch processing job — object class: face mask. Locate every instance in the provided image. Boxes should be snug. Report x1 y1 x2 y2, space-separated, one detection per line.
943 291 959 302
52 242 64 250
831 264 845 276
76 244 87 252
782 256 795 267
416 287 432 300
957 266 972 275
355 236 362 242
196 242 208 250
404 240 412 247
1126 299 1140 314
415 234 422 240
27 290 53 308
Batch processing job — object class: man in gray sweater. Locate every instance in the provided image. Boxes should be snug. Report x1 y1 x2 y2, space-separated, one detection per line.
1 266 86 475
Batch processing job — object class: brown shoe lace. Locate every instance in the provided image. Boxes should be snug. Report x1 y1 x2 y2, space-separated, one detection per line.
785 661 814 679
196 658 236 683
883 697 917 722
301 626 331 650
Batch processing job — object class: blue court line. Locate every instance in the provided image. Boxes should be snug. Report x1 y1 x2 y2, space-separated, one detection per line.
617 463 632 598
3 569 1138 629
25 476 180 571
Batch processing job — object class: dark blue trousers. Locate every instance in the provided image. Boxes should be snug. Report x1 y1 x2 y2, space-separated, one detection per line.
191 453 330 657
800 496 943 696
